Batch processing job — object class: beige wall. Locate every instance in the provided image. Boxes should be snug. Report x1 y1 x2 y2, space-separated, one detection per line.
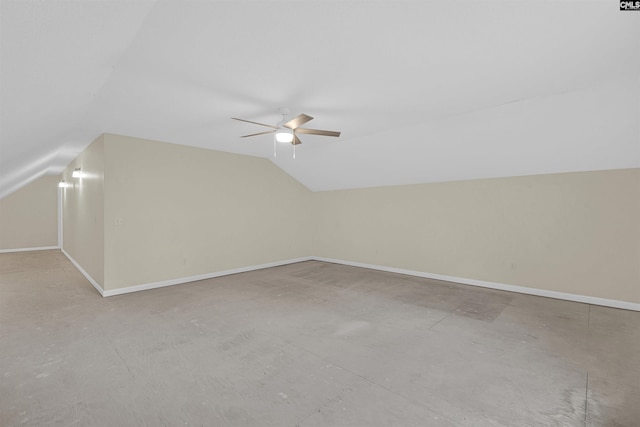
61 135 105 287
0 175 58 250
102 134 313 291
59 132 639 305
313 169 640 304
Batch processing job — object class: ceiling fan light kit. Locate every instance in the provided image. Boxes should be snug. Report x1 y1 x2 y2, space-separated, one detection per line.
275 128 293 143
232 109 341 159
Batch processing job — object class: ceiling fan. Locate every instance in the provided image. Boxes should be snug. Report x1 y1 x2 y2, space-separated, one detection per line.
232 109 341 147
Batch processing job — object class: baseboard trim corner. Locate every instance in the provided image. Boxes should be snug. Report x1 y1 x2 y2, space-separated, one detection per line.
0 246 59 254
311 257 640 312
61 249 105 297
102 257 314 297
56 249 639 311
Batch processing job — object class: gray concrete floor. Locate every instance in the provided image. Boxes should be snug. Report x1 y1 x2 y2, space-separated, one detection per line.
1 250 639 426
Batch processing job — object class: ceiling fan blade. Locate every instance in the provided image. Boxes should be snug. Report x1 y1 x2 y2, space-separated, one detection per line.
292 134 302 145
241 130 276 138
295 128 341 137
232 117 277 129
283 114 313 130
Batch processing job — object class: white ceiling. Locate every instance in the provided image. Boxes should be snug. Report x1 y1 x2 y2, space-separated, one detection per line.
1 0 639 196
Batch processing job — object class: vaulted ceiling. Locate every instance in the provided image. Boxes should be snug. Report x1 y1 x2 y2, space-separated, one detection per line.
1 0 639 197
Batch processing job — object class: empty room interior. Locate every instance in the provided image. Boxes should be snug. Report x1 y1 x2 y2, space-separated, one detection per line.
1 1 639 426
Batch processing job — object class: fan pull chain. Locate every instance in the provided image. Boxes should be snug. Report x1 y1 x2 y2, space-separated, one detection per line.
293 143 296 159
273 137 277 158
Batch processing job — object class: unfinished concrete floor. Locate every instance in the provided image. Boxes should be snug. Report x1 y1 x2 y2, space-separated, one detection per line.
1 250 639 426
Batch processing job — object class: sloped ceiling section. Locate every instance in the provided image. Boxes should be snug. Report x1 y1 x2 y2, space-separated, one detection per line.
0 0 156 198
1 1 639 197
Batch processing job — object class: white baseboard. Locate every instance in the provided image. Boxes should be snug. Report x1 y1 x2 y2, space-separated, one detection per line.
312 257 640 312
102 257 314 297
0 246 59 254
61 249 104 296
56 250 639 311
